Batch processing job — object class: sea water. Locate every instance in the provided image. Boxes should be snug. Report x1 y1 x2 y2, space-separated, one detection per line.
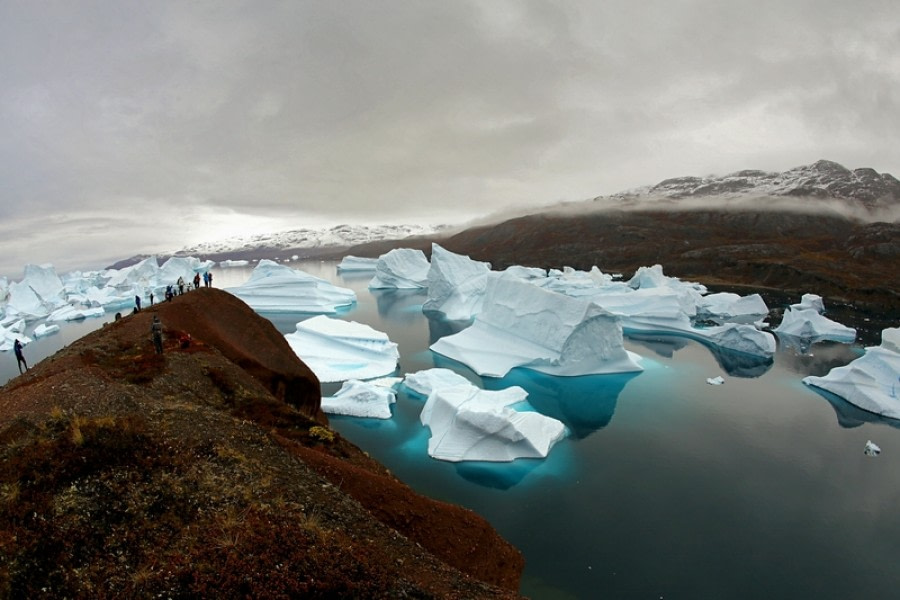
4 261 900 599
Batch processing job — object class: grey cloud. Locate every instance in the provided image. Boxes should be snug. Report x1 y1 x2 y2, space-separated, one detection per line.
0 0 897 274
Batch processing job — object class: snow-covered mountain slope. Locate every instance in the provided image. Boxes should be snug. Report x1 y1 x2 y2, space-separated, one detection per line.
605 160 899 212
175 223 448 256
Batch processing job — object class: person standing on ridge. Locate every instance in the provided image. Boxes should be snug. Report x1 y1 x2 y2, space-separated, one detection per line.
193 272 201 289
151 315 164 354
135 294 141 312
13 339 27 373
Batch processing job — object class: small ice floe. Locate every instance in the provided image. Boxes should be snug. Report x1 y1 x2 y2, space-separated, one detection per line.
321 378 401 419
706 376 725 385
33 323 61 338
864 440 881 457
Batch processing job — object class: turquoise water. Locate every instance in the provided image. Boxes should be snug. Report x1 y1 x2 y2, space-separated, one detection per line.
4 261 899 599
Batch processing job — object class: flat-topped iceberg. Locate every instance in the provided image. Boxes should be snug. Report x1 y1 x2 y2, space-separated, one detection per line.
698 292 769 321
775 307 857 342
408 371 567 462
423 244 491 321
368 248 430 289
46 305 106 322
285 315 398 383
403 367 472 397
337 256 379 272
431 274 643 377
321 378 401 419
33 323 60 338
803 328 900 419
219 259 249 267
226 260 356 313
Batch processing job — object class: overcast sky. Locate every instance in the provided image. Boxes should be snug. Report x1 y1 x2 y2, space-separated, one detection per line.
1 0 898 276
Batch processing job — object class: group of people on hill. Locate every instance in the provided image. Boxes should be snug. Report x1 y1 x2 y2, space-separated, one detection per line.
13 269 218 376
132 271 214 313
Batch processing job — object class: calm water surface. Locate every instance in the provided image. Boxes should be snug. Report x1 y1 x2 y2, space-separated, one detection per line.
4 260 899 599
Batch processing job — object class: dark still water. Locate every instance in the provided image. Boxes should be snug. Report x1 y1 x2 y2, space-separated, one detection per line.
6 261 900 599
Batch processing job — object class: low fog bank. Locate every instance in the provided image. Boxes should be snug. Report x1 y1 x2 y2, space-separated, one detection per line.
461 193 900 230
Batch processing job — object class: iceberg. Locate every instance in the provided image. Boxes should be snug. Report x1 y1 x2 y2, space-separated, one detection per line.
103 256 160 290
864 440 881 456
418 380 567 462
219 259 250 267
33 323 61 338
368 248 430 289
791 293 825 313
285 315 398 383
157 256 204 287
403 367 472 397
46 305 106 322
803 328 900 419
430 274 643 377
775 308 856 342
698 292 769 321
5 281 51 320
707 376 725 385
226 260 356 313
423 244 491 321
21 264 65 304
337 256 379 272
321 378 400 419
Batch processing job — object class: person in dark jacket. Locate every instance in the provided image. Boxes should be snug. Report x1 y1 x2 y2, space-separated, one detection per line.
13 339 27 373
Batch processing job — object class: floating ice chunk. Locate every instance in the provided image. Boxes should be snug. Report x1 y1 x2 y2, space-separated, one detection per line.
431 274 643 377
501 265 547 281
775 308 856 342
864 440 881 456
792 293 825 313
883 328 900 354
6 281 51 320
423 244 491 321
321 378 398 419
701 323 777 358
368 248 430 289
591 287 694 332
227 260 356 313
706 376 725 385
285 315 398 383
337 255 379 272
220 259 250 267
803 328 900 419
104 257 160 289
403 368 472 397
21 264 65 304
33 323 60 338
46 305 106 322
421 383 567 462
0 329 31 353
158 256 203 285
698 292 768 320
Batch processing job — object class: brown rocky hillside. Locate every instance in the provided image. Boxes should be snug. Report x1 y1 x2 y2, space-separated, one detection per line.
0 288 524 599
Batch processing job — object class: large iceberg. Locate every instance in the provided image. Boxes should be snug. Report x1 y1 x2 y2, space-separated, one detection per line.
226 260 356 313
803 328 900 419
368 248 431 289
431 274 643 377
775 307 857 342
423 244 491 321
416 379 567 462
321 378 400 419
285 315 399 383
104 256 160 290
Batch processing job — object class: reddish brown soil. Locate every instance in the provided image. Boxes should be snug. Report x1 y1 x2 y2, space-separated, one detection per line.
0 289 524 599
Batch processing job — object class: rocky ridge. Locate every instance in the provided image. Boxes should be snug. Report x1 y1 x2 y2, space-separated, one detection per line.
609 159 900 211
0 289 524 598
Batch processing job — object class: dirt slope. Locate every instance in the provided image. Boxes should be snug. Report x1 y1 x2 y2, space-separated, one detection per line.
0 289 523 599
